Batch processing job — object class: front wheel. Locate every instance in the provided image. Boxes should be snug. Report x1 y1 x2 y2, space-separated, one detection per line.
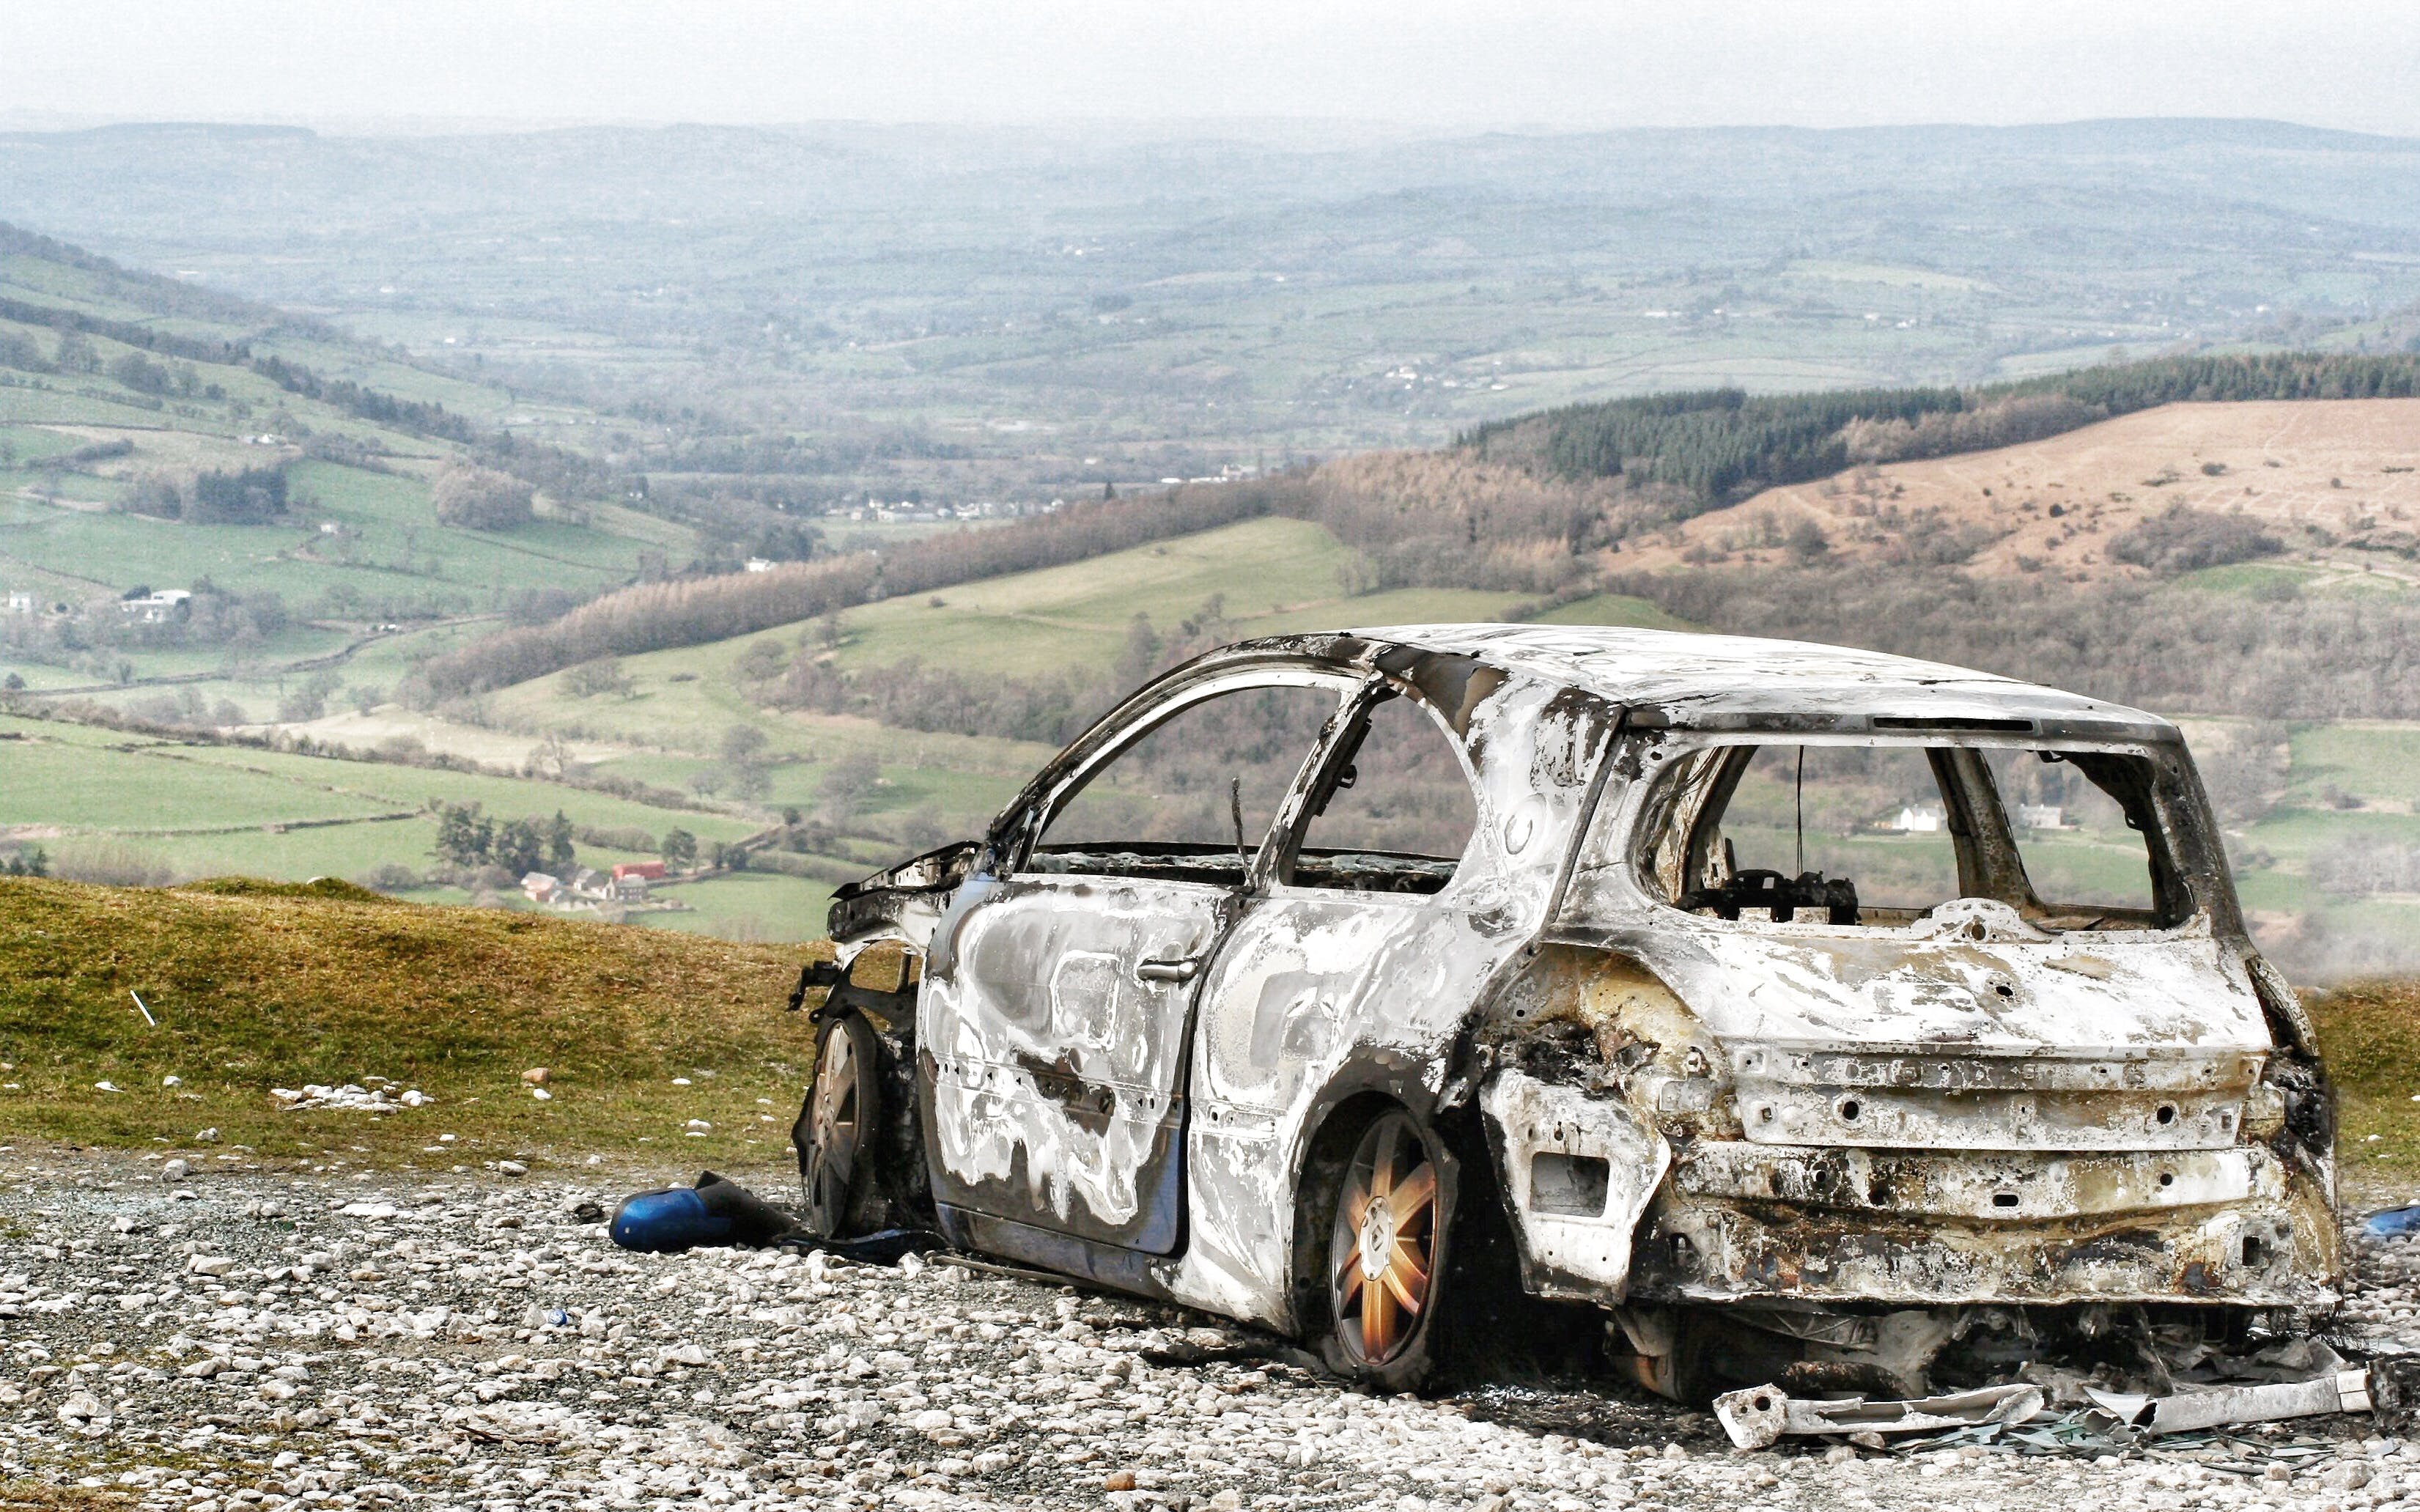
794 1012 883 1238
1313 1107 1450 1391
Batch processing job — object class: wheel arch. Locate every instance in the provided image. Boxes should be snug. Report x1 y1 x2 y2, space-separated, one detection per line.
793 951 935 1233
1281 1073 1464 1345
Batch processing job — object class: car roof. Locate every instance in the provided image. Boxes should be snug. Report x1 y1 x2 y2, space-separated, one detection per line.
1337 623 2173 737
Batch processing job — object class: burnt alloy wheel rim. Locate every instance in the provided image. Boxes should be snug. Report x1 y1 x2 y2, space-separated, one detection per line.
1327 1110 1439 1368
803 1022 863 1233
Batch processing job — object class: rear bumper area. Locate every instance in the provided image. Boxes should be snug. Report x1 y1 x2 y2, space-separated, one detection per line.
1614 1140 2340 1310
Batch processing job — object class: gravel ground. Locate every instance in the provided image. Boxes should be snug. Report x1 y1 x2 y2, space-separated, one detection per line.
5 1151 2420 1512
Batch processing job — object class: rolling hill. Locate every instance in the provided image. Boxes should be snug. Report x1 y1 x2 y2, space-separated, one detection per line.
396 383 2420 970
3 210 2418 976
1616 397 2420 586
0 221 704 718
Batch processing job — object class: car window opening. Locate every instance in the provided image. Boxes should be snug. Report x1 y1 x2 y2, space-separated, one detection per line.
1286 689 1479 895
1637 740 2188 931
1023 682 1342 885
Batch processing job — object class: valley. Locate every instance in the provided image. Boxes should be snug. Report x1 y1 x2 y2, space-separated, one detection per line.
0 124 2416 974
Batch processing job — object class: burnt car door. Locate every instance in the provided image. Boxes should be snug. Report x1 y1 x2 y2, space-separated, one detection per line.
1176 672 1527 1323
919 667 1355 1253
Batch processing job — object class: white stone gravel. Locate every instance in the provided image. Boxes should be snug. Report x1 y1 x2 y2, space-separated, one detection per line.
6 1153 2420 1512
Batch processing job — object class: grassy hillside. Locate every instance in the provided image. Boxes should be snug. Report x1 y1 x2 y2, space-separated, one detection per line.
503 515 1677 691
1464 352 2420 518
0 877 816 1168
1 876 2413 1182
473 516 1683 832
1619 398 2420 586
808 517 1686 678
0 222 703 718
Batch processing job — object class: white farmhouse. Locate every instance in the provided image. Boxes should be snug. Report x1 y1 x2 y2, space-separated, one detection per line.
1893 803 1947 833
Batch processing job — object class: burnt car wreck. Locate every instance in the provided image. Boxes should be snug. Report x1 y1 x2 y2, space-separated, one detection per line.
790 625 2339 1404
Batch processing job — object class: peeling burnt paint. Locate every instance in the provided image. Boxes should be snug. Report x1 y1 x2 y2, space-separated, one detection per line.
817 625 2341 1392
1479 1067 1668 1301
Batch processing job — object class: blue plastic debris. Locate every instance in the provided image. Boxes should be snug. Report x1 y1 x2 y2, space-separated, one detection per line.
608 1170 804 1253
2366 1206 2420 1238
610 1186 726 1253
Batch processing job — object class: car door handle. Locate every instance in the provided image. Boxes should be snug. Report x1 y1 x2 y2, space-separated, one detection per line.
1135 956 1203 984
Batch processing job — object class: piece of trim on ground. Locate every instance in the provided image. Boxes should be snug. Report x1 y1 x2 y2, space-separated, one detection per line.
1718 1367 2387 1452
1714 1383 2044 1450
2084 1370 2374 1437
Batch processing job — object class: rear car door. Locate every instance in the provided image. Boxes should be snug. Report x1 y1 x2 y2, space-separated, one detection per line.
1181 679 1502 1304
920 668 1354 1253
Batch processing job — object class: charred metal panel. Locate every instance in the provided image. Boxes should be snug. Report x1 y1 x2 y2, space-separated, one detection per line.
1479 1067 1669 1301
1628 1187 2336 1308
1472 926 2334 1313
1348 623 2173 742
828 840 978 951
1164 663 1612 1330
1662 923 2276 1077
1671 1143 2280 1221
1177 891 1511 1327
921 871 1223 1252
1731 1072 2252 1153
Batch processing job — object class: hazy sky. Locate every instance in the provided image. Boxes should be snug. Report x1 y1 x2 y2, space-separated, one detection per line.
7 1 2420 136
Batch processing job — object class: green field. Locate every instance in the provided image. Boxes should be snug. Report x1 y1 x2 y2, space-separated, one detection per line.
0 454 672 606
494 517 1688 722
0 712 837 940
0 516 1713 946
474 517 1694 852
0 238 715 715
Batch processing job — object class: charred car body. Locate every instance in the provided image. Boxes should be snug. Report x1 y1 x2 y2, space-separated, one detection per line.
796 626 2338 1398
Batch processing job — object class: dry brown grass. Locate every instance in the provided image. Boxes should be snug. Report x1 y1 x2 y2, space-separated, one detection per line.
2309 976 2420 1182
0 877 822 1169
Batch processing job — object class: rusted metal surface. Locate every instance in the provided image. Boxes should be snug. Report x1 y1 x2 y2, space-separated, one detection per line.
819 625 2342 1387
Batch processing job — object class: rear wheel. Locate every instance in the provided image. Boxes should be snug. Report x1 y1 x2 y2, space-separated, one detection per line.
1316 1107 1449 1390
795 1012 883 1238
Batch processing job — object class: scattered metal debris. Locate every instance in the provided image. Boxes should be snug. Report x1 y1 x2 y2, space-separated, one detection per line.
2084 1370 2372 1436
1718 1361 2395 1454
1714 1382 2043 1450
